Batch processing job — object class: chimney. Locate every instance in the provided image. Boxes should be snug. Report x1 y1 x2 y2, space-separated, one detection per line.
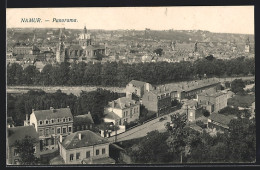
26 114 28 121
50 107 54 110
78 133 81 140
112 101 115 108
59 135 63 143
67 106 70 108
164 86 166 91
32 109 34 113
88 111 90 115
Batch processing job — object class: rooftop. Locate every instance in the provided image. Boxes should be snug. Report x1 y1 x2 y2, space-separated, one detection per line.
61 130 109 150
33 107 73 121
108 97 139 109
128 80 146 87
208 113 236 126
7 126 39 147
74 112 94 125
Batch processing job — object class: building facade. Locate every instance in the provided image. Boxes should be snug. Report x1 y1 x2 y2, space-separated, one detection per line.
103 97 140 126
142 86 172 117
29 107 73 153
181 100 199 122
7 126 40 165
125 80 153 98
58 130 115 164
73 112 94 132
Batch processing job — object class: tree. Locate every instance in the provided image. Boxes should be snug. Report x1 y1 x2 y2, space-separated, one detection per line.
166 113 188 163
231 79 245 94
153 48 163 56
202 109 210 117
14 136 39 165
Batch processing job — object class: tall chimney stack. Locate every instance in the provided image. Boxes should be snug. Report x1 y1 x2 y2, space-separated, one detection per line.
78 133 81 140
112 101 115 108
60 135 63 143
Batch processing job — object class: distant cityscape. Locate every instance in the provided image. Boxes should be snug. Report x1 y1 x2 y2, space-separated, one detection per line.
7 26 255 165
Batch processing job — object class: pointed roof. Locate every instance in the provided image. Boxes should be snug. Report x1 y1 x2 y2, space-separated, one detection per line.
61 130 109 150
74 112 94 125
128 80 146 87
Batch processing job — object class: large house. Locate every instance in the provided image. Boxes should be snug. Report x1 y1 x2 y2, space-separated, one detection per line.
166 78 221 101
103 97 140 126
181 99 199 122
142 86 172 117
58 130 115 164
7 126 40 165
207 113 236 132
197 89 227 113
73 112 94 132
125 80 153 98
28 107 73 153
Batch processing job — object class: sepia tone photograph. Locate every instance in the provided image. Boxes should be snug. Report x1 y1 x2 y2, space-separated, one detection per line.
6 6 255 165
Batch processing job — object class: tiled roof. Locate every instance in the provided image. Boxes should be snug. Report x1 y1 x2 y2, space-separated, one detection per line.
128 80 146 87
33 107 73 121
104 110 121 120
7 126 39 147
61 130 109 150
108 97 139 109
74 113 94 125
208 113 235 126
199 90 226 98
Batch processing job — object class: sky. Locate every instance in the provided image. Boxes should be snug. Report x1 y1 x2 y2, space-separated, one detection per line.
6 6 254 34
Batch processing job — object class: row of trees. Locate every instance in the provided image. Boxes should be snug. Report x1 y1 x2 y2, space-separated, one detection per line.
7 56 255 86
126 113 255 163
7 89 124 126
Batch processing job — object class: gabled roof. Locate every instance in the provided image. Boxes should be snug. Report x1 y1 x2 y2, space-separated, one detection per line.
104 110 121 120
208 113 235 126
128 80 146 87
107 97 140 109
7 126 39 147
33 107 73 121
61 130 109 150
74 113 94 125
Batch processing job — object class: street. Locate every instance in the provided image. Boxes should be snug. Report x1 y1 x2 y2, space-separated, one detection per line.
108 109 182 143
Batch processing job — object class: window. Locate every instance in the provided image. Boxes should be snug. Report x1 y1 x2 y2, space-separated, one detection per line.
86 151 90 158
51 128 55 134
76 152 80 160
46 120 49 124
57 128 61 134
68 127 72 132
102 148 106 154
51 119 54 123
39 129 44 136
63 118 66 122
63 128 66 134
39 120 43 125
70 154 74 161
57 118 60 123
68 117 71 121
46 129 49 136
190 112 193 117
96 149 99 156
33 146 36 154
14 149 19 156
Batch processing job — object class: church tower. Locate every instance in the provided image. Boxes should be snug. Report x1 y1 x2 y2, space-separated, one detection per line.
245 37 250 53
79 26 92 47
56 28 66 63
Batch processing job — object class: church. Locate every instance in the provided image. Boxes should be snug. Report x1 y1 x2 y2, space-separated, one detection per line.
56 26 107 63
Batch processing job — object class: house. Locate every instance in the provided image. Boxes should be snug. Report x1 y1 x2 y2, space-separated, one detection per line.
28 107 73 153
125 80 153 98
166 78 220 101
181 99 199 122
58 130 115 164
197 89 227 113
207 113 236 132
103 97 140 126
142 86 172 117
7 126 40 165
73 112 94 132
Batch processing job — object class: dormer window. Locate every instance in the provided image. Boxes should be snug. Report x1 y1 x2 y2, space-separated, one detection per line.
68 117 71 121
45 120 49 124
39 120 43 125
51 119 54 124
57 118 60 123
63 118 66 122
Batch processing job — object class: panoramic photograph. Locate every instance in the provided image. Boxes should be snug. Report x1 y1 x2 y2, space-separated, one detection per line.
6 6 255 165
